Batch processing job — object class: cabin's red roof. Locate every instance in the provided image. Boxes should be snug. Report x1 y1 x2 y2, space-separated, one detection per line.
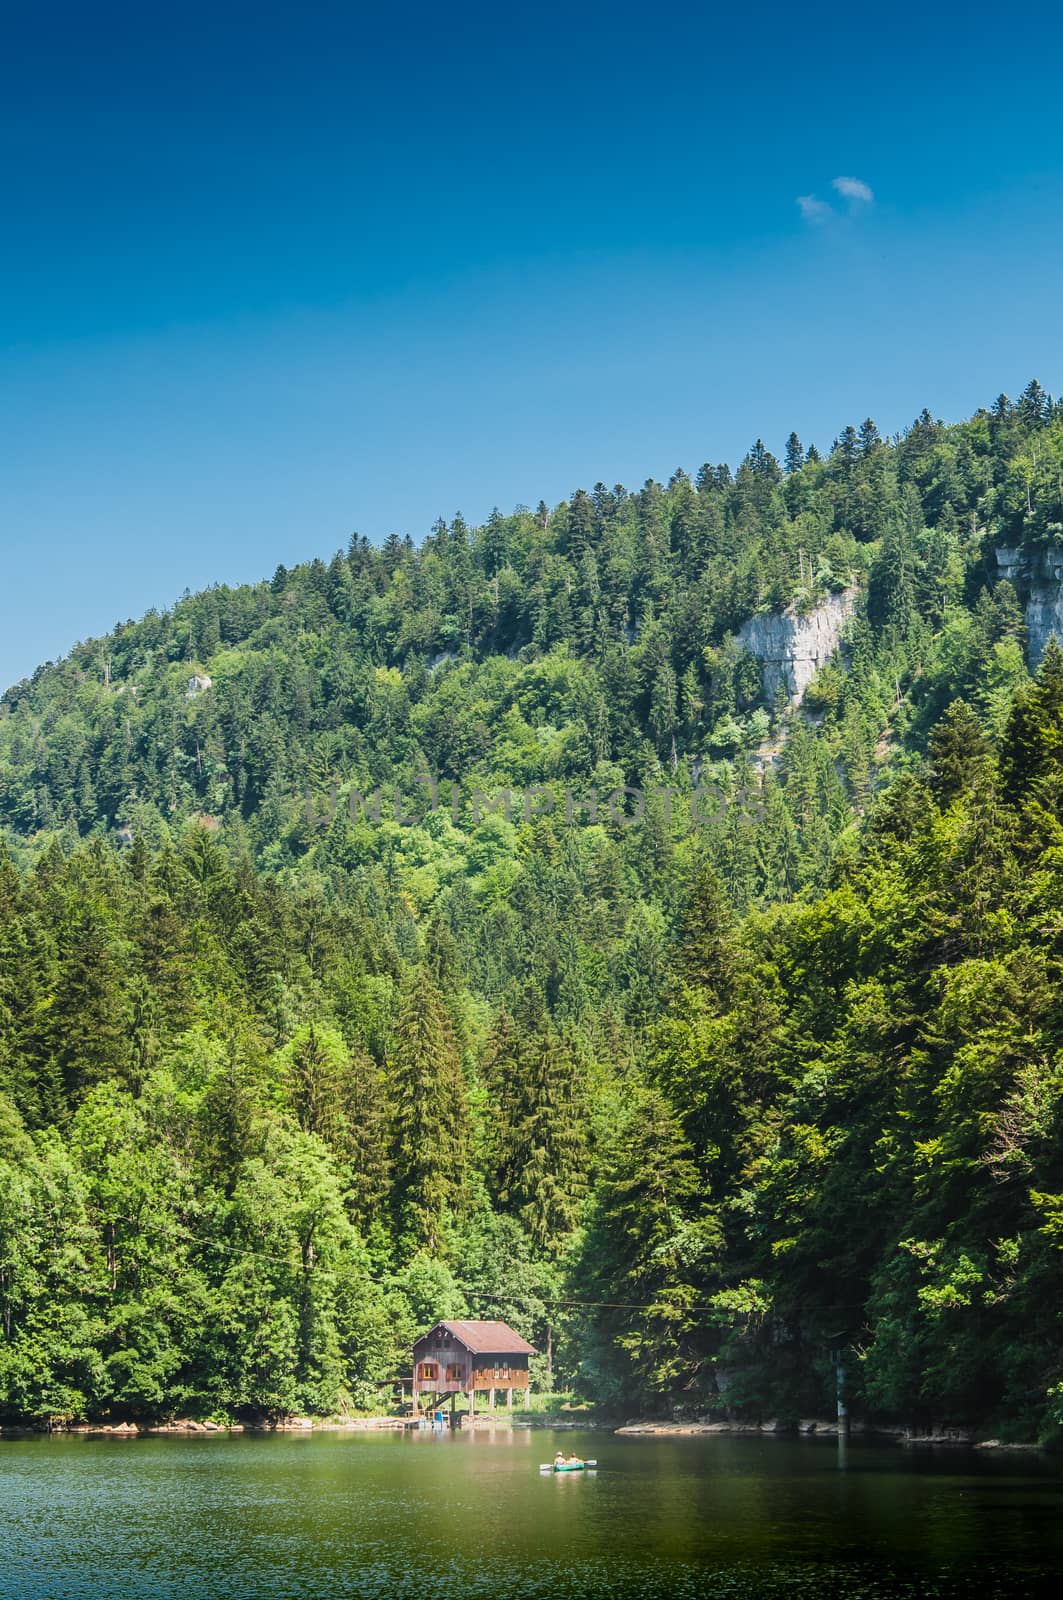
416 1319 537 1355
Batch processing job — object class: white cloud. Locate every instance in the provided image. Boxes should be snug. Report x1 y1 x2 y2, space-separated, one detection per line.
832 175 874 206
797 194 833 223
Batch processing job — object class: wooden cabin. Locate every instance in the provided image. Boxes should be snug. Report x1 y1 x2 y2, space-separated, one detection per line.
412 1319 536 1415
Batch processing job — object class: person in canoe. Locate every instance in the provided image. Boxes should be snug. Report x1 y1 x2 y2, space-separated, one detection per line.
541 1452 595 1471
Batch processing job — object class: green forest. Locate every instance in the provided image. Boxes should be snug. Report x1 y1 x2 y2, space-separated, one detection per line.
3 383 1063 1438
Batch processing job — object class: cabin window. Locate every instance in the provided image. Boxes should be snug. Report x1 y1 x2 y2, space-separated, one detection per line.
447 1364 463 1382
421 1363 437 1380
494 1366 509 1380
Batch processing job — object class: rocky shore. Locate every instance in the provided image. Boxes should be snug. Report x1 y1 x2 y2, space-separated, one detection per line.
614 1419 1042 1449
3 1415 1042 1450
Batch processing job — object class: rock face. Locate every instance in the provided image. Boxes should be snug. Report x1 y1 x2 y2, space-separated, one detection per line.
1025 579 1063 666
995 546 1022 583
994 547 1063 666
737 589 858 708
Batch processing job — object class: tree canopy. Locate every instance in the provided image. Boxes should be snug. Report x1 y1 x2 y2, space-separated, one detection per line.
3 386 1063 1438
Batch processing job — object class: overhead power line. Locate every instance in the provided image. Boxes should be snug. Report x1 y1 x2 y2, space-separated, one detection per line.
197 1234 731 1315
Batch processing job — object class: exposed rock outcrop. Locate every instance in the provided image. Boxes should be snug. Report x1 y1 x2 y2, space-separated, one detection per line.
994 546 1022 583
1025 578 1063 666
737 589 858 708
994 546 1063 666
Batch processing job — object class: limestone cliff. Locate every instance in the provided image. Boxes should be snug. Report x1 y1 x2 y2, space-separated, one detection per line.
737 589 858 707
994 547 1063 666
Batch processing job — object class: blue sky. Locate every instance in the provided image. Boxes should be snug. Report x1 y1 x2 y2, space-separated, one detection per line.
2 0 1063 690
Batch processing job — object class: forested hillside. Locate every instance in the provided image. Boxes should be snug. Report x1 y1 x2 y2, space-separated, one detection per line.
3 384 1063 1437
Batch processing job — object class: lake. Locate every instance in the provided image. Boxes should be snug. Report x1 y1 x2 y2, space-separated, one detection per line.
2 1428 1062 1599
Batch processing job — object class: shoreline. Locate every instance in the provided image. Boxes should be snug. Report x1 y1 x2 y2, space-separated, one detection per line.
614 1421 1046 1451
1 1415 1047 1450
0 1413 599 1438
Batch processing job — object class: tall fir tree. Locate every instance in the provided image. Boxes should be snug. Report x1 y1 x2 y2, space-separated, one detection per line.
391 970 469 1252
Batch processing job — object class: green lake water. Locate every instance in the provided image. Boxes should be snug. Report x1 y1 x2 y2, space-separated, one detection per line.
2 1428 1062 1599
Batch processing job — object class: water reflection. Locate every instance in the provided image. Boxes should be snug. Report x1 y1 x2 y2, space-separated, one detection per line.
0 1429 1061 1599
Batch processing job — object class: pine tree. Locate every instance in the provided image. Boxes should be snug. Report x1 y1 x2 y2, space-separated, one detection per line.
0 852 42 1120
480 1003 520 1184
927 701 991 807
1018 379 1049 431
341 1045 393 1243
1000 638 1063 807
495 1021 588 1254
45 907 133 1104
677 860 735 995
279 1024 349 1148
859 417 882 454
785 432 805 475
868 506 918 632
566 489 597 560
391 970 469 1252
834 424 860 476
578 1087 718 1399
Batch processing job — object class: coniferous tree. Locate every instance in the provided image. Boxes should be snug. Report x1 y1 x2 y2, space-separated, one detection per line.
391 970 469 1252
578 1088 719 1403
927 700 991 807
1000 638 1063 808
496 1022 588 1255
342 1044 393 1243
677 860 735 996
784 432 805 474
